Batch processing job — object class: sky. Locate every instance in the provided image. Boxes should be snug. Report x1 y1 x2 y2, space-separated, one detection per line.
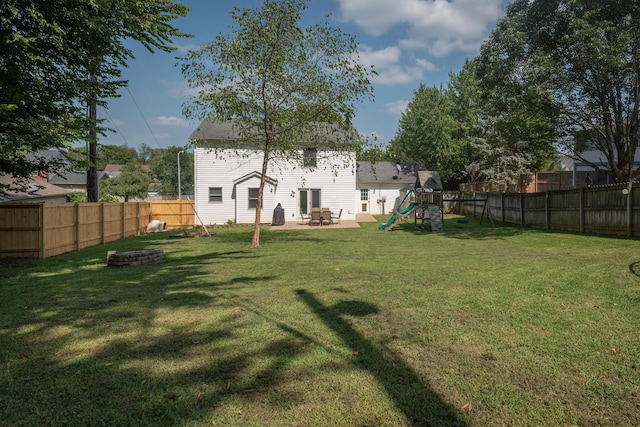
97 0 509 152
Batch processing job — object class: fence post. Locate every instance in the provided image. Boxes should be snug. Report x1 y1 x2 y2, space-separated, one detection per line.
75 203 81 252
100 202 105 244
627 181 633 237
545 192 550 229
121 203 126 239
39 203 45 259
520 193 525 227
579 187 585 233
501 193 505 223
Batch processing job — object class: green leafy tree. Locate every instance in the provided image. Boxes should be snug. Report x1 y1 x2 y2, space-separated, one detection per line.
180 0 375 248
149 147 193 198
66 144 139 171
100 162 151 202
387 84 466 188
96 145 138 170
0 0 189 185
68 191 118 203
477 0 640 182
137 143 163 164
387 60 481 189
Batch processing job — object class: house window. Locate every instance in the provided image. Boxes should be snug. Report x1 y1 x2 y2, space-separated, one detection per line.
303 147 317 167
209 187 222 203
360 188 369 201
248 187 259 209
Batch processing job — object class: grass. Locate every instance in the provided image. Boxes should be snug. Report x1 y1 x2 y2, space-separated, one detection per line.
1 216 639 426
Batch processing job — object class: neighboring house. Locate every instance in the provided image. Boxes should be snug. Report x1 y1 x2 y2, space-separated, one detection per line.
562 149 640 186
25 150 71 180
47 171 103 191
191 119 357 225
0 174 73 203
356 161 426 215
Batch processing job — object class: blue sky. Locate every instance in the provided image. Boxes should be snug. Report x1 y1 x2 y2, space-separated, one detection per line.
98 0 508 151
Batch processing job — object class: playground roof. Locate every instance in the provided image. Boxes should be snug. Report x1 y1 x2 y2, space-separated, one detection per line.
356 161 426 185
416 171 444 191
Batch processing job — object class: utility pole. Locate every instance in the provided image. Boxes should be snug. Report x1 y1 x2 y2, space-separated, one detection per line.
87 74 99 202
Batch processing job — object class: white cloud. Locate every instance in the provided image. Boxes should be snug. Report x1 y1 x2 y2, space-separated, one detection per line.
383 100 410 115
358 45 401 69
172 41 202 54
153 116 191 128
359 45 438 85
337 0 504 57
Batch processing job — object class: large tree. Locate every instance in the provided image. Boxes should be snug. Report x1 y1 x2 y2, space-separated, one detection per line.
477 0 640 183
0 0 189 186
387 60 480 188
181 0 375 248
100 162 151 202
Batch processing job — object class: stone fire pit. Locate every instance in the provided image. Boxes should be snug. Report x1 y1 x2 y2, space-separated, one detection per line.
107 248 165 267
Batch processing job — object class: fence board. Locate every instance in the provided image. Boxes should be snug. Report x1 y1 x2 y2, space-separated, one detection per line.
0 200 194 258
43 203 76 258
458 183 640 237
0 204 41 258
150 200 194 229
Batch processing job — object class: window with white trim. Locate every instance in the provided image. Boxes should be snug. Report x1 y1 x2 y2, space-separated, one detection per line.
248 187 259 209
303 147 317 167
209 187 222 203
360 188 369 201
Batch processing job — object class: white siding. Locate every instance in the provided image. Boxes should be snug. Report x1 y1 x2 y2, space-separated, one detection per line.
355 185 409 215
194 146 357 225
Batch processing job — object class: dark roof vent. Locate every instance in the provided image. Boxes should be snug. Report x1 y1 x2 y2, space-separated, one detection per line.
392 175 398 180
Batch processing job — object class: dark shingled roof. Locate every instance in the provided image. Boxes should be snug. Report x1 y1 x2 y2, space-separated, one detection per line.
356 161 426 185
189 119 353 146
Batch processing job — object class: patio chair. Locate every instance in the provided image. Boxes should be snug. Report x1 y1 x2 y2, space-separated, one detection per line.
310 208 322 226
322 208 332 224
300 209 311 225
331 208 342 224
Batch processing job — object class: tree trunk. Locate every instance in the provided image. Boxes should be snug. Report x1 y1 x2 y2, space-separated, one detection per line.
251 146 270 249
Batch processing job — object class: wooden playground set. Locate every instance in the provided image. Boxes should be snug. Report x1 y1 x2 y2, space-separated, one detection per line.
378 171 491 232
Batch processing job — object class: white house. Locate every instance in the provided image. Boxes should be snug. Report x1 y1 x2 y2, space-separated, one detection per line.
191 119 358 225
355 161 426 215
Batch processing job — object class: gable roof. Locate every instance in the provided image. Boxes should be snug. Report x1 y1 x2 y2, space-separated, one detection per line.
233 171 278 186
356 161 426 185
190 119 354 147
48 171 91 185
416 171 444 191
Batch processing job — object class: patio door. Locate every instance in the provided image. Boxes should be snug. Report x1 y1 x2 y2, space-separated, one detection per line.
299 189 321 214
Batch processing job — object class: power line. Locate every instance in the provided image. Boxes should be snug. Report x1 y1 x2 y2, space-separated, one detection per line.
125 86 163 150
101 106 130 146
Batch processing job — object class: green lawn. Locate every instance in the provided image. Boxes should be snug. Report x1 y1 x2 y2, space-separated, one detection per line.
1 217 639 426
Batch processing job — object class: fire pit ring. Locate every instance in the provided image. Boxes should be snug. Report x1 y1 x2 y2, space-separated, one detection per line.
107 248 165 267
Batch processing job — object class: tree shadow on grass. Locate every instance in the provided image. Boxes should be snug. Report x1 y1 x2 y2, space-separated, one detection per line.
295 289 467 426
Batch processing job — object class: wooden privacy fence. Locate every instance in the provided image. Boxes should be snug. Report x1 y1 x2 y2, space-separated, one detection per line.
452 183 640 237
0 200 194 259
461 171 588 193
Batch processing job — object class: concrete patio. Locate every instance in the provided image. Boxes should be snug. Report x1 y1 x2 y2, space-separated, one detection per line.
270 213 377 230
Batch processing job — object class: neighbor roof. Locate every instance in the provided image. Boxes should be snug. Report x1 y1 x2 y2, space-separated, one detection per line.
356 161 426 185
0 174 73 202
